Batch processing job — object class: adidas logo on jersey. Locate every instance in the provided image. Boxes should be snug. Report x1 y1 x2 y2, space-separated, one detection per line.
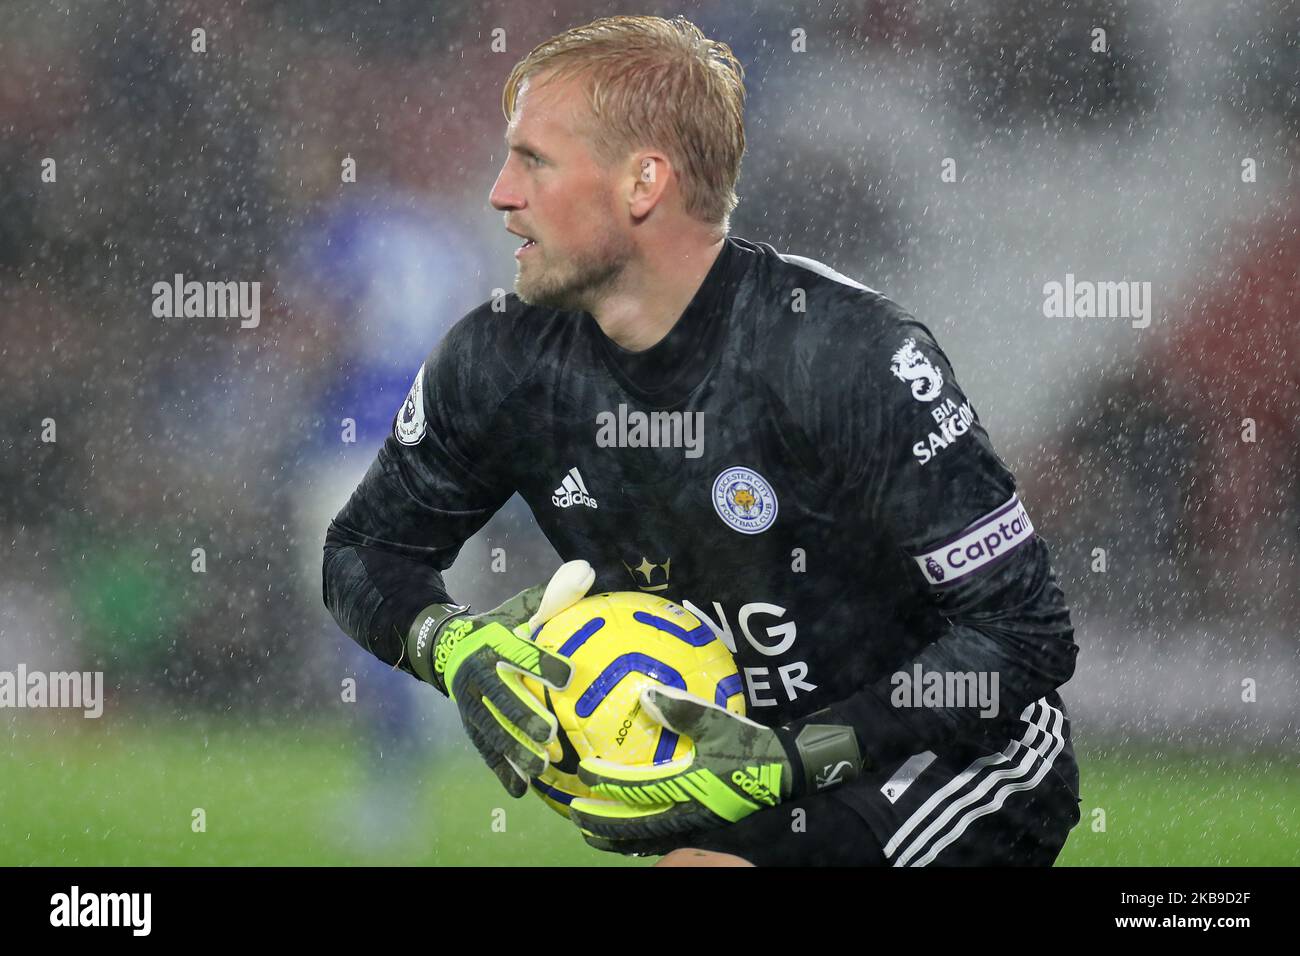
552 467 598 509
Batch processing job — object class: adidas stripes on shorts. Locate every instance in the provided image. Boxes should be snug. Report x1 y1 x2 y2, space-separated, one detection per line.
682 697 1082 866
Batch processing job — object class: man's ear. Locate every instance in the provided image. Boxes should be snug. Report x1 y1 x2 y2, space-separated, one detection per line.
627 150 672 218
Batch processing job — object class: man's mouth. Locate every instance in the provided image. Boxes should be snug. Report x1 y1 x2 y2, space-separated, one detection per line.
515 236 539 258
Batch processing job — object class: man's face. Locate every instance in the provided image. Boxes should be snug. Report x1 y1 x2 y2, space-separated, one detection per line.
489 73 635 312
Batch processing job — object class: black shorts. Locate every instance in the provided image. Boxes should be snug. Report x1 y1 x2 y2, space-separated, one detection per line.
678 697 1082 867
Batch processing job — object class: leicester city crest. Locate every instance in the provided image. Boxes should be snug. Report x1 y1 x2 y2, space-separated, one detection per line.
712 466 778 535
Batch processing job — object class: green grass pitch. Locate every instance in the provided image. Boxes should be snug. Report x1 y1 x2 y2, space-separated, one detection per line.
2 719 1294 865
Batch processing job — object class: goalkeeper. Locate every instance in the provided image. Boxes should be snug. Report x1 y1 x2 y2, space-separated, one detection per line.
323 14 1080 866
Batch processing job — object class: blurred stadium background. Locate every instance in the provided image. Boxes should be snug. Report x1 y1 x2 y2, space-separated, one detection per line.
1 0 1296 865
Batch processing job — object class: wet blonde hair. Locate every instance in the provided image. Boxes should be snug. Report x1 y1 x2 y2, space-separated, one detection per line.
502 15 746 228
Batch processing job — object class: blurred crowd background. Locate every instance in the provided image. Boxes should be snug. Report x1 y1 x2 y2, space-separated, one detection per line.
1 0 1296 754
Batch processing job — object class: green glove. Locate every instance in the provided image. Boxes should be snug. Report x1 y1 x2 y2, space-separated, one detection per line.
569 684 862 849
405 560 595 797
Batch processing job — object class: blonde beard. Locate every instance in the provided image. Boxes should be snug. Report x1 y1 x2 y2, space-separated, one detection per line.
515 229 635 313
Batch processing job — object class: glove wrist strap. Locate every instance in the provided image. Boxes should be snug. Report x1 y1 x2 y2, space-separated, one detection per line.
405 603 470 691
776 710 863 799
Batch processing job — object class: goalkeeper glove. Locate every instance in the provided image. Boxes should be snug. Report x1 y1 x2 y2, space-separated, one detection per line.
569 684 863 849
404 560 596 797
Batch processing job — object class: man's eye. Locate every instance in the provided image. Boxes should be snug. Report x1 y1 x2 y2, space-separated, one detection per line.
526 153 543 167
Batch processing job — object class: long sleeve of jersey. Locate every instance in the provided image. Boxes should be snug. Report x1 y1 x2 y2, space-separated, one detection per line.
322 306 521 677
818 316 1078 769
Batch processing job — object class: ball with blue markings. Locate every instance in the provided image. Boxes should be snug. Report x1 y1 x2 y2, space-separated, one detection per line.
521 591 745 820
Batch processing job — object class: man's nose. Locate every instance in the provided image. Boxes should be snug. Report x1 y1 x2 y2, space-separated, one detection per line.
489 164 523 211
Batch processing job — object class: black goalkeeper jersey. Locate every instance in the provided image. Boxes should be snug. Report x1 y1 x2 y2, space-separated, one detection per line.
323 235 1079 791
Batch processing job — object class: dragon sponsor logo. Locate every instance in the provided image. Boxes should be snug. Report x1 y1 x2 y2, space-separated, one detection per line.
890 338 944 402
